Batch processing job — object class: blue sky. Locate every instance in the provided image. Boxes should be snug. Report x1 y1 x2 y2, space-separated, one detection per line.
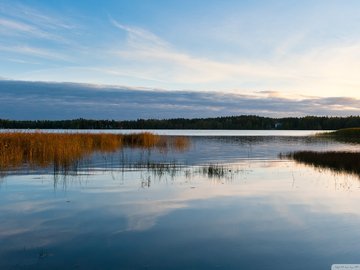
1 0 360 119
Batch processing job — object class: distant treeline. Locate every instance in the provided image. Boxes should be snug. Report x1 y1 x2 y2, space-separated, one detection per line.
1 115 360 130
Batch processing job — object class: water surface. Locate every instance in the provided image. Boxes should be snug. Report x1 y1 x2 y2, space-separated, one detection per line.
0 129 330 136
1 133 359 269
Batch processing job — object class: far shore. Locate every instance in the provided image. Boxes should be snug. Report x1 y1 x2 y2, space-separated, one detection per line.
1 115 360 130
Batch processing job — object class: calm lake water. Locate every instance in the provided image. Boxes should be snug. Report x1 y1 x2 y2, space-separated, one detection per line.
1 131 360 269
0 129 329 136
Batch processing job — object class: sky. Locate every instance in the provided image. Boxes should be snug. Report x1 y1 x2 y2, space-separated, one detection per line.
1 0 360 119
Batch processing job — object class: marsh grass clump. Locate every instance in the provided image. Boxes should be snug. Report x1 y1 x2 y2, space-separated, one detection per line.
202 164 226 178
122 134 190 152
282 151 360 176
0 132 123 172
143 161 180 178
198 164 245 181
0 132 190 174
171 136 190 151
330 128 360 137
122 132 161 148
316 128 360 143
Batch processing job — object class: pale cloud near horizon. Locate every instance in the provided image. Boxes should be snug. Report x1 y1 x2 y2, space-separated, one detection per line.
0 80 359 120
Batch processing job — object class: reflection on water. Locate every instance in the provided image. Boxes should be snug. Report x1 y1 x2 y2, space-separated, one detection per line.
1 134 360 269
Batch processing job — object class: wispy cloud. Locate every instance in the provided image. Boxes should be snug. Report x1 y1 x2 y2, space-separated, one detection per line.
107 19 282 86
104 18 360 97
0 45 71 61
16 4 74 30
0 17 71 44
0 2 75 30
109 17 169 49
5 58 41 65
0 1 78 65
0 17 35 32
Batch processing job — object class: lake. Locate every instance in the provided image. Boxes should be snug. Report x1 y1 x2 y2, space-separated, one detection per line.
0 129 328 136
1 130 359 269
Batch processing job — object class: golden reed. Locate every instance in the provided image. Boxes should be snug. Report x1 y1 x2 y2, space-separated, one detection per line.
0 132 189 172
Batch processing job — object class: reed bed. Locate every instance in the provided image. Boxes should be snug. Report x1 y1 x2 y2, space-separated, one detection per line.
121 132 161 148
0 132 189 173
122 133 190 151
171 136 190 151
283 151 360 176
330 128 360 137
316 128 360 143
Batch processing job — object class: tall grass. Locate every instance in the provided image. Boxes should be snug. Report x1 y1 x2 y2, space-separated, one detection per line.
0 132 189 173
121 132 161 148
282 151 360 176
171 136 190 151
330 128 360 137
122 133 190 150
314 128 360 144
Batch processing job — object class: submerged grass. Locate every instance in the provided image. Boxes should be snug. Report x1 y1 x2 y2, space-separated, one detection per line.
282 151 360 177
0 132 189 173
